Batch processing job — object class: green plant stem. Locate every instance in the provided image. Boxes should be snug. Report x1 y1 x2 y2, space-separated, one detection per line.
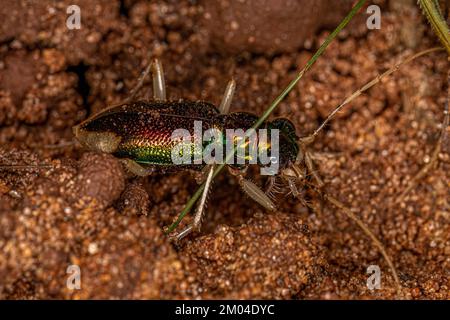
418 0 450 54
165 0 367 234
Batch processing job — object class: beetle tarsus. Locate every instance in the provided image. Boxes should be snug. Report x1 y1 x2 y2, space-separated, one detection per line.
219 79 236 114
152 59 166 101
126 58 166 102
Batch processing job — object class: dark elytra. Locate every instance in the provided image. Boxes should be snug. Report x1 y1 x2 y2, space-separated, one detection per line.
77 100 300 170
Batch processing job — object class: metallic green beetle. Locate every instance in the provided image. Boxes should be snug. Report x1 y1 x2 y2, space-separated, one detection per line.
73 59 319 240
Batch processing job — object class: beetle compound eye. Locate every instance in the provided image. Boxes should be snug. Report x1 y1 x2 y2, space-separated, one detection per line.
270 118 297 138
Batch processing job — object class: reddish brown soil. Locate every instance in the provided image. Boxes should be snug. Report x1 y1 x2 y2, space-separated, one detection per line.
0 0 449 299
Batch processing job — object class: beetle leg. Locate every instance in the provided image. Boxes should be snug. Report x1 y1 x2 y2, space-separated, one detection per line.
172 78 236 240
172 165 215 241
120 159 155 177
151 59 166 101
265 176 284 200
218 79 236 114
171 79 236 240
228 166 276 211
127 60 153 103
172 79 235 240
304 150 324 188
296 141 324 188
126 58 166 102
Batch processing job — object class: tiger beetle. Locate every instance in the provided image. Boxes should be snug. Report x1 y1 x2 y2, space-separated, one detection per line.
73 59 324 241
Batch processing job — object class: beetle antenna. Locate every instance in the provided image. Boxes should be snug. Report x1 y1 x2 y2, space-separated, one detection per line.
324 193 402 296
308 47 443 143
304 181 402 297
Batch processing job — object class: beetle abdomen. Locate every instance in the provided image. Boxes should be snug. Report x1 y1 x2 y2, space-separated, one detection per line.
74 100 220 166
